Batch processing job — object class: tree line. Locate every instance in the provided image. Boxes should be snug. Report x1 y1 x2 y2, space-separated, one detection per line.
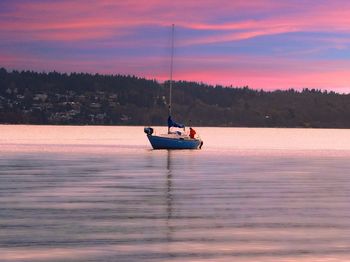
1 67 350 128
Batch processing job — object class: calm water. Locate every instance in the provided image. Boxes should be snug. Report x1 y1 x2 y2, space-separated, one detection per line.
1 125 350 261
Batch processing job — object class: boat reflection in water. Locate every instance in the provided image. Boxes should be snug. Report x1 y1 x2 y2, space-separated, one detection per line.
165 150 173 242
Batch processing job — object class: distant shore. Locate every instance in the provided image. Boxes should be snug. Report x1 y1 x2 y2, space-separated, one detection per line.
1 68 350 128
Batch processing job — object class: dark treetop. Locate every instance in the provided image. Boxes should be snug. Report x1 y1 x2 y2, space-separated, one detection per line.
1 68 350 128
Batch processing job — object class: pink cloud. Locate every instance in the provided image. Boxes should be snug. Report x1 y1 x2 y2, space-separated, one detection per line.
2 0 350 92
3 49 350 93
2 0 350 45
0 3 328 31
150 54 350 92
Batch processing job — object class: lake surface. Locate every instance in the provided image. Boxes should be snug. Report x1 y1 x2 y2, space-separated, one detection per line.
1 125 350 261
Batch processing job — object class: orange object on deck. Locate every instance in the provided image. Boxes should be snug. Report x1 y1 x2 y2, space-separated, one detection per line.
189 127 196 139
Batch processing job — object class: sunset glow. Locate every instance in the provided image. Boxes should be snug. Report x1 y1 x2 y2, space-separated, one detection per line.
2 0 350 91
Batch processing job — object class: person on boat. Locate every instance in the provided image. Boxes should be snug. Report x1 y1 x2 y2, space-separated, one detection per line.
189 127 196 139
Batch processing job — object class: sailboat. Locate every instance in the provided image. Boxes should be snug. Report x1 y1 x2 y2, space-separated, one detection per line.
144 25 203 150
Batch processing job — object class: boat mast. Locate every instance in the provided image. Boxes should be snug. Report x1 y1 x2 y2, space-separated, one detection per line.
168 24 174 134
169 24 174 118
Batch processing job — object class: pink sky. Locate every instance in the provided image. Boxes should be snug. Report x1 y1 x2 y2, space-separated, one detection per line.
1 0 350 92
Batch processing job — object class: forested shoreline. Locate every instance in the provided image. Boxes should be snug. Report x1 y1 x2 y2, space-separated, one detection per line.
1 68 350 128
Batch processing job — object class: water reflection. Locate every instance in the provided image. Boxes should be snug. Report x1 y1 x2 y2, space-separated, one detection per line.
1 126 350 261
166 150 174 244
166 150 173 221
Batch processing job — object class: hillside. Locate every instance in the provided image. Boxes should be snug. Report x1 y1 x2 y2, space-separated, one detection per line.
1 68 350 128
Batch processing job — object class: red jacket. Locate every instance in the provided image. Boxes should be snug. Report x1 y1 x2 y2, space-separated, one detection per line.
189 128 196 139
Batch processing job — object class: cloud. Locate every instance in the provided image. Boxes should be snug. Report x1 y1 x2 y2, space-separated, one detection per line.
2 0 350 44
152 54 350 92
2 48 350 92
2 0 350 91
